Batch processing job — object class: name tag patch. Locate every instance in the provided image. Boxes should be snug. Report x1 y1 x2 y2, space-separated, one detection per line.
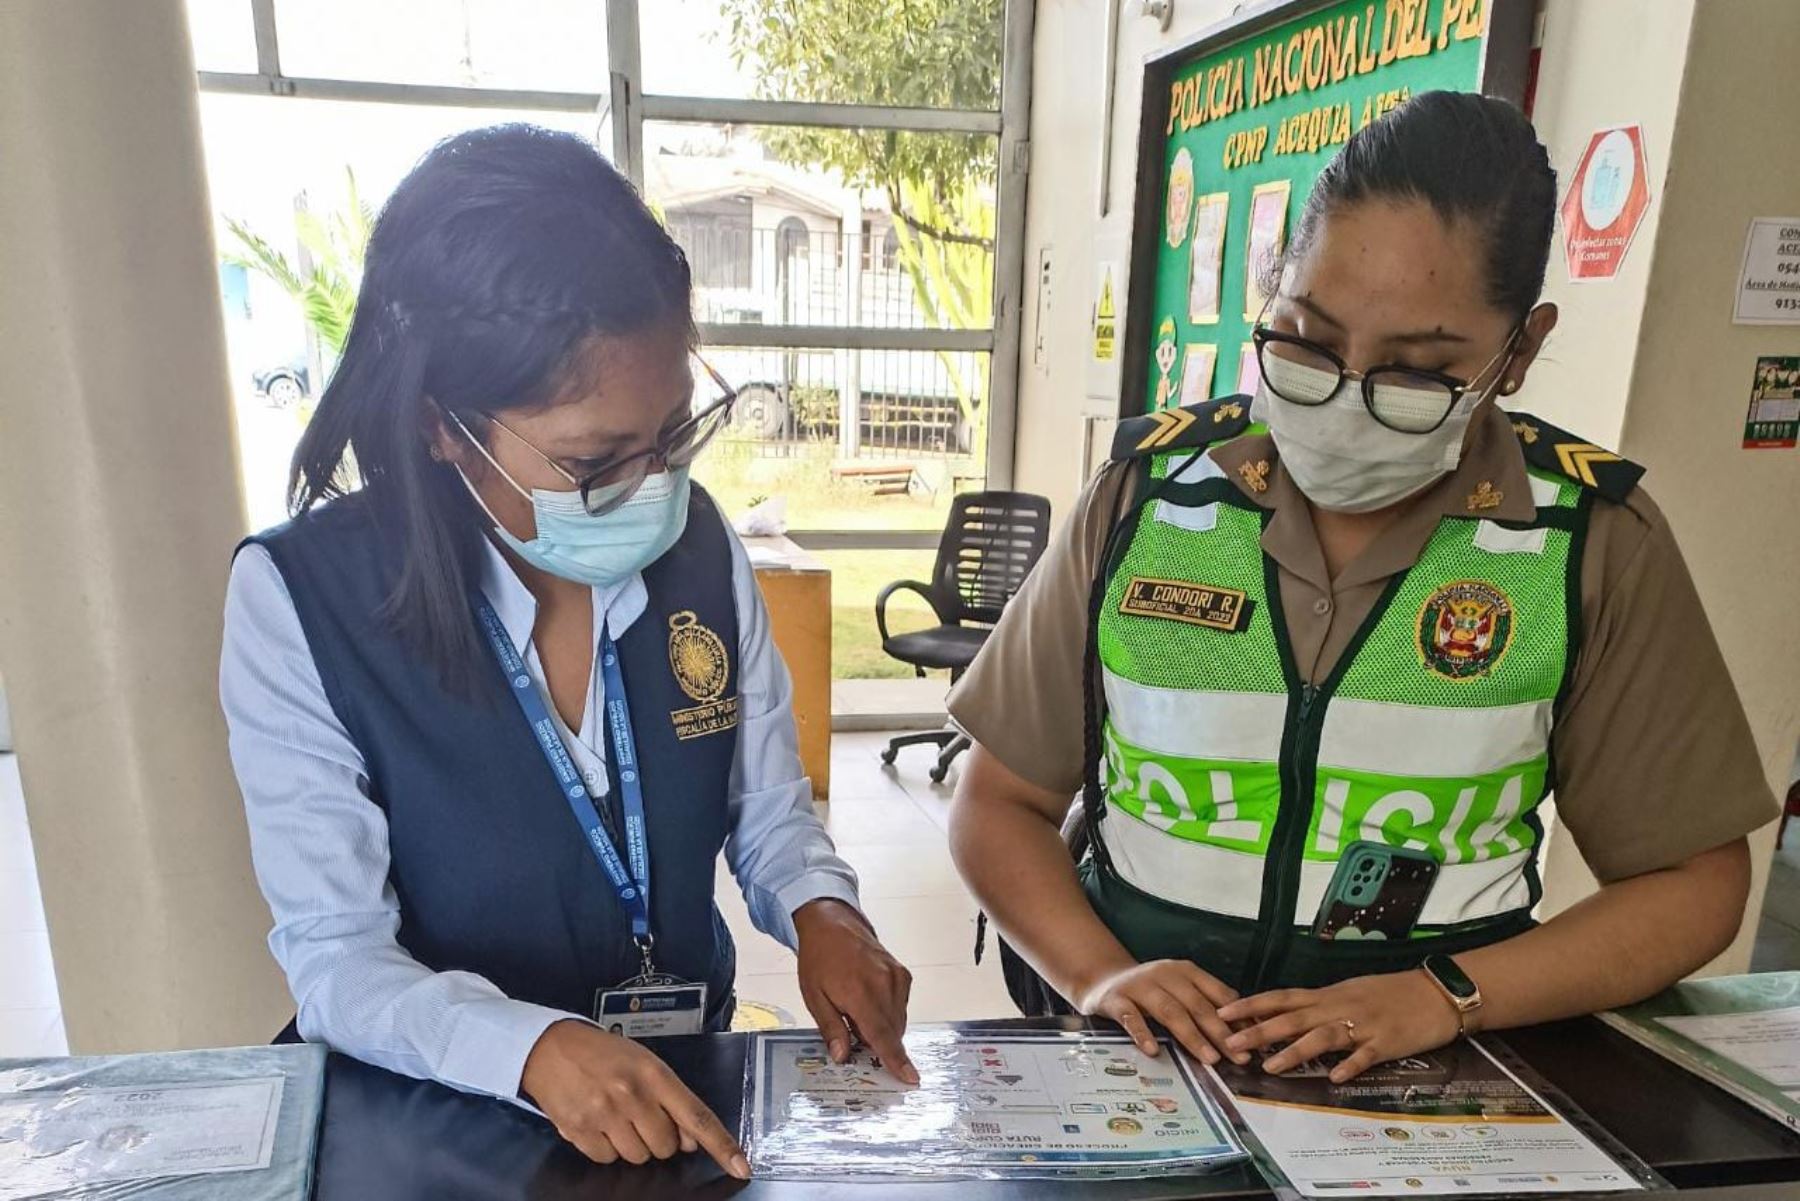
1119 577 1254 633
672 697 741 741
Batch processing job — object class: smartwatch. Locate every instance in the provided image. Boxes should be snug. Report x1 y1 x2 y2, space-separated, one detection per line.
1420 954 1483 1036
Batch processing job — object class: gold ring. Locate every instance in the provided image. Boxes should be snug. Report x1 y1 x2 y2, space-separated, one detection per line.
1340 1018 1358 1041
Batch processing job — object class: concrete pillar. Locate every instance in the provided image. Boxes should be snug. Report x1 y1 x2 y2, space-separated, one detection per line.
0 0 291 1050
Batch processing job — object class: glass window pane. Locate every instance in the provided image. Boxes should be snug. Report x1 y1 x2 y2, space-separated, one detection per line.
197 94 607 530
185 0 260 74
646 124 997 332
273 0 607 92
640 0 1002 108
696 347 988 533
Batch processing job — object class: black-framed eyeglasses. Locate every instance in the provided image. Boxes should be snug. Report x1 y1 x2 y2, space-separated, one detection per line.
1252 326 1518 434
482 355 738 515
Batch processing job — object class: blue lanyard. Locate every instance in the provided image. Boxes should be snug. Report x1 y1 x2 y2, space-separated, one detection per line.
475 598 653 952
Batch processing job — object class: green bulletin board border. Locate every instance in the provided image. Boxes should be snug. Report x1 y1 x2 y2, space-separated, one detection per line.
1118 0 1533 420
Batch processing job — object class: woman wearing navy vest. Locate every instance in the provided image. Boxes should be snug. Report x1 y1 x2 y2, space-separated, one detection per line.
949 94 1773 1084
220 126 913 1178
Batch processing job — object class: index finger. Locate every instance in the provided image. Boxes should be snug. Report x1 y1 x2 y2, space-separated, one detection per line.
655 1074 749 1181
845 1001 918 1086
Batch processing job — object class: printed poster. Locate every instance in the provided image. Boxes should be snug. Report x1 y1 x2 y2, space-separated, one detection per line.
1744 355 1800 449
1733 218 1800 324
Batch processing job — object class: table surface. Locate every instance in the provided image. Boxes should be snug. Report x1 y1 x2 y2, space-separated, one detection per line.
312 1017 1800 1200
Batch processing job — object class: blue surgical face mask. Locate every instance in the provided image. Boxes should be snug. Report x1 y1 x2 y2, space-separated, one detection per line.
447 412 691 588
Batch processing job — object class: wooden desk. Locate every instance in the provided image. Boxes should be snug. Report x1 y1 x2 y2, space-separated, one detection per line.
745 536 831 800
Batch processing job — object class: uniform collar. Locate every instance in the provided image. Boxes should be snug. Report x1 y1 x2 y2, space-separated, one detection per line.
1202 402 1537 592
476 535 648 655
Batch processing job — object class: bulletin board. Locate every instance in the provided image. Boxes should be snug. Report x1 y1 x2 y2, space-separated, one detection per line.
1119 0 1533 417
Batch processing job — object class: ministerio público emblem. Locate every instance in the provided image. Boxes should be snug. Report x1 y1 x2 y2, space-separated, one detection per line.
1417 580 1514 680
668 610 739 740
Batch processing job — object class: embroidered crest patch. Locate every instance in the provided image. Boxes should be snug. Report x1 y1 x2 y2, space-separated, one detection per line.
667 611 739 739
1417 580 1514 679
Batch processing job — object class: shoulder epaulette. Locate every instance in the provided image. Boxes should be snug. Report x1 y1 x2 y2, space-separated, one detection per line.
1506 410 1644 502
1112 394 1253 460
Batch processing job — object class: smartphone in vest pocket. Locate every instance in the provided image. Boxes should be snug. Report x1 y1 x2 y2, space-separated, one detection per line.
1311 841 1439 941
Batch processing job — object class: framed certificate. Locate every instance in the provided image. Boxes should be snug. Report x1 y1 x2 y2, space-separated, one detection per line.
1180 343 1217 406
1187 192 1229 324
1244 180 1292 321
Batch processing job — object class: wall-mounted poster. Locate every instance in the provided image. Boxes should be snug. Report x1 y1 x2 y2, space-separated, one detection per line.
1188 193 1229 324
1236 341 1261 396
1243 180 1291 321
1180 343 1217 406
1121 0 1531 420
1166 148 1196 249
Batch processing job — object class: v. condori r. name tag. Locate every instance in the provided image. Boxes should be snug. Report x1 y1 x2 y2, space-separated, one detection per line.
596 983 708 1039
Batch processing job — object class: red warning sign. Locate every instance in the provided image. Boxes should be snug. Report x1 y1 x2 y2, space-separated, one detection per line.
1560 126 1651 282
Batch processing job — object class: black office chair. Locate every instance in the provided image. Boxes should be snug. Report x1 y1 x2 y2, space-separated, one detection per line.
876 490 1052 783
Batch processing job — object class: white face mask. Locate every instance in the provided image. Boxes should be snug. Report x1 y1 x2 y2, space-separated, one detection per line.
1253 360 1487 514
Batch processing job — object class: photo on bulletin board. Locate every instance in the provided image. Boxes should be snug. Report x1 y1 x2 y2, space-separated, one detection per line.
1236 341 1261 395
1180 343 1218 406
1167 147 1196 249
1243 180 1291 321
1188 193 1229 324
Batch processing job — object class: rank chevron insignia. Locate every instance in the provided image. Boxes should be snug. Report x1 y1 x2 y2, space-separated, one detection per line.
1136 406 1197 450
1553 441 1623 487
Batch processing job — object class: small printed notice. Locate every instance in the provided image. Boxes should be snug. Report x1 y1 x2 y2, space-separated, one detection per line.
1733 218 1800 325
1212 1040 1643 1197
0 1077 284 1198
1656 1006 1800 1107
1743 355 1800 449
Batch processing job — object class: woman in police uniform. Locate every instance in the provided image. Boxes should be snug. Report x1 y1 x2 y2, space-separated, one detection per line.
949 93 1774 1083
221 127 914 1178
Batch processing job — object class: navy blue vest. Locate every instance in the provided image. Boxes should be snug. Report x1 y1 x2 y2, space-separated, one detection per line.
248 487 741 1030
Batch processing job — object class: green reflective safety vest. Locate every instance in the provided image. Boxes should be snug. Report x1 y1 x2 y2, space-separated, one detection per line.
1079 398 1637 995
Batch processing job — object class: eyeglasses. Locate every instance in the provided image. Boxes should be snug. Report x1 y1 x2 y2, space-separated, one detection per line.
1252 326 1518 434
480 355 737 515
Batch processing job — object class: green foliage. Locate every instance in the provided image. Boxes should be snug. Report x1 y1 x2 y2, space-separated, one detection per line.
225 169 373 356
717 0 1002 212
889 180 993 455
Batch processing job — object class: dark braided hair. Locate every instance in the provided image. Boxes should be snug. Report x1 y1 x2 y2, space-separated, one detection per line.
289 124 693 689
1284 90 1557 321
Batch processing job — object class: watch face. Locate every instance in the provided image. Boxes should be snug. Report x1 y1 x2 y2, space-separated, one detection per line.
1427 956 1479 1001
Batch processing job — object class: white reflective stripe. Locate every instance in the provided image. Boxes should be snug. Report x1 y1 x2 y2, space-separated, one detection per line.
1106 806 1266 920
1154 498 1218 532
1105 808 1534 926
1527 474 1563 507
1474 521 1547 555
1103 669 1287 763
1153 450 1225 531
1316 696 1551 778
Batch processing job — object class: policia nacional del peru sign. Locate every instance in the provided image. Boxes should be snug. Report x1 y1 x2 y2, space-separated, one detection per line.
1119 0 1532 419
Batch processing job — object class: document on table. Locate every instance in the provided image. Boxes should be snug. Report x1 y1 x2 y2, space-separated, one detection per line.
745 1027 1247 1179
1210 1040 1646 1197
0 1077 284 1199
1655 1006 1800 1103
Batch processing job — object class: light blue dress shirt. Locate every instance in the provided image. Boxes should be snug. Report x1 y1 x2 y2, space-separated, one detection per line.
219 507 860 1106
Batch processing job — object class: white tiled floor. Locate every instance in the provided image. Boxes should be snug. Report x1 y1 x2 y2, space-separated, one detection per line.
0 732 1008 1057
0 752 68 1056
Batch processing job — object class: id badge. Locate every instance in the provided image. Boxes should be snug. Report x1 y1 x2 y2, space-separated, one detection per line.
595 981 708 1039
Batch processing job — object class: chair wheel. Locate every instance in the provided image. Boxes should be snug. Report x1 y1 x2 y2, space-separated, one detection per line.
929 765 949 784
880 749 898 766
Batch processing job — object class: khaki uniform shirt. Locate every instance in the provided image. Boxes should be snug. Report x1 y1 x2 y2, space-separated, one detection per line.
948 404 1775 883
